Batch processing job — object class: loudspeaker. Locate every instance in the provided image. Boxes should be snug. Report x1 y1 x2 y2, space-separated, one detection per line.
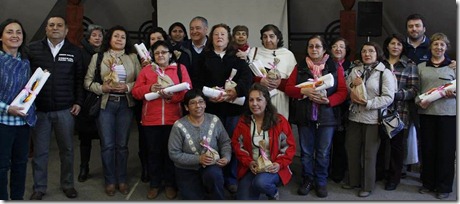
357 2 383 37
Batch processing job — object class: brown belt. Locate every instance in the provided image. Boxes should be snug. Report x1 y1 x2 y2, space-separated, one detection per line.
108 95 126 102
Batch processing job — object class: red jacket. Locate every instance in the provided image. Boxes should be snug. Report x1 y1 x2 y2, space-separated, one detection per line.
232 114 296 185
132 63 192 126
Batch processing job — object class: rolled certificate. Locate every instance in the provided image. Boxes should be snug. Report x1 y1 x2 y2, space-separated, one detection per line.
202 86 245 106
248 60 267 77
418 80 456 103
134 43 151 61
10 67 51 114
144 82 191 101
295 73 335 91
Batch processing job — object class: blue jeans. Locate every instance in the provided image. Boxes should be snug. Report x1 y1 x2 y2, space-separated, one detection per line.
0 124 30 200
218 115 239 187
175 165 225 200
32 109 75 192
144 125 175 188
298 125 335 186
97 98 133 185
236 171 281 200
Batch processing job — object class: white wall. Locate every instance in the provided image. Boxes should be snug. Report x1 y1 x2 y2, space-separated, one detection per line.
157 0 288 48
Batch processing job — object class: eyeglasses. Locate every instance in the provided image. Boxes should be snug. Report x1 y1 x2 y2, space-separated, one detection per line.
308 45 323 49
188 100 205 106
332 45 346 50
361 50 376 54
153 50 169 56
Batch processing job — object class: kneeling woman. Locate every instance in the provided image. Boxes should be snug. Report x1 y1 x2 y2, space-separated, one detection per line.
232 83 296 200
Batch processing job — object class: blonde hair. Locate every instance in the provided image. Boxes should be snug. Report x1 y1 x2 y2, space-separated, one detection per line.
430 32 450 49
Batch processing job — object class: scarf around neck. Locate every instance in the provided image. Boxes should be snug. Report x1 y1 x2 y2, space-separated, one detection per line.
238 43 250 52
306 54 329 79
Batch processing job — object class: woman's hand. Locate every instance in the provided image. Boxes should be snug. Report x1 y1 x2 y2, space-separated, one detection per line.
200 154 214 166
260 77 280 90
209 92 226 103
352 77 363 87
112 82 128 93
418 100 431 109
140 57 151 67
225 88 237 102
159 89 173 100
266 162 280 174
235 50 248 60
150 83 162 92
101 82 112 93
7 105 26 117
216 157 229 167
249 161 258 174
445 90 456 98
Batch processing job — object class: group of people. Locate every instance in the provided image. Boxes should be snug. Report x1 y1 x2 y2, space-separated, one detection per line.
0 12 456 201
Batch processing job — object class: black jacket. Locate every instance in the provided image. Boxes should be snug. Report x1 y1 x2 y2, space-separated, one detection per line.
28 38 84 112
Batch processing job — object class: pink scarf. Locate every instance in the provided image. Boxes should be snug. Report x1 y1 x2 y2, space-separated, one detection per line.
305 54 330 79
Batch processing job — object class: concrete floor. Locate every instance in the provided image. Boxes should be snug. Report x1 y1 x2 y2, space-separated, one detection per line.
20 122 457 201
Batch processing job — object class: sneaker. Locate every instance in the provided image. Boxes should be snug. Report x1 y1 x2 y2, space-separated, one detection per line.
297 178 314 195
315 185 328 198
358 190 371 197
436 193 449 199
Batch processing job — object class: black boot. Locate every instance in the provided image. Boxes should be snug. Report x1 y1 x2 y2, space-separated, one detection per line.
78 165 89 182
78 143 91 182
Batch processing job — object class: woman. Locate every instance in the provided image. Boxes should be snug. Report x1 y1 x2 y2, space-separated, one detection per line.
285 35 347 198
247 24 297 119
84 25 141 196
194 23 252 194
132 40 192 200
380 34 419 191
232 25 250 62
416 33 456 200
76 24 104 183
168 22 188 49
343 42 396 197
232 83 296 200
168 89 231 200
0 18 36 200
328 37 352 184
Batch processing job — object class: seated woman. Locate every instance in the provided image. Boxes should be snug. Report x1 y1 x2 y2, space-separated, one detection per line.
232 83 296 200
168 89 232 200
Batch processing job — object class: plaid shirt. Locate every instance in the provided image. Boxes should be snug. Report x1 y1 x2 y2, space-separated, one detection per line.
383 56 419 128
0 51 29 126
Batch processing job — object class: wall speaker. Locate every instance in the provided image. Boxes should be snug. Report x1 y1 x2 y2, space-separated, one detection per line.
357 2 383 37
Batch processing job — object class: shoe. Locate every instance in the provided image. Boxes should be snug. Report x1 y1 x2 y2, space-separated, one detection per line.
105 184 116 196
78 166 89 182
384 182 398 191
342 184 359 189
63 188 78 198
315 185 328 198
358 190 371 197
29 191 45 200
118 183 129 195
297 178 314 195
418 186 432 194
165 186 177 199
225 184 238 194
147 187 159 199
436 193 449 199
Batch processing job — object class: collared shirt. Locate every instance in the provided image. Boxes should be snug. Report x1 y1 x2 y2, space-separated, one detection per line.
47 38 65 58
192 38 207 54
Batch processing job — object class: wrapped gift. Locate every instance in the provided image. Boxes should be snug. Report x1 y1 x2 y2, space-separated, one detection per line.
256 140 273 173
10 67 50 114
103 59 120 87
295 73 335 91
225 68 238 90
152 64 174 88
200 136 220 167
418 80 456 103
144 82 191 101
202 86 245 106
134 43 151 61
266 58 281 80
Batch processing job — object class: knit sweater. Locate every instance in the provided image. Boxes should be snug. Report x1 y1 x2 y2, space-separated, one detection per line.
168 113 232 170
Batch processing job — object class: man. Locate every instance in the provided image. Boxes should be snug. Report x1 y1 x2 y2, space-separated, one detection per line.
28 16 84 200
404 13 430 64
181 16 208 84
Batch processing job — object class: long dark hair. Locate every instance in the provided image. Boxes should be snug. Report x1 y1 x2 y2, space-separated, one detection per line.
0 19 27 59
243 83 279 131
330 37 350 59
168 22 189 41
101 25 135 54
146 27 169 49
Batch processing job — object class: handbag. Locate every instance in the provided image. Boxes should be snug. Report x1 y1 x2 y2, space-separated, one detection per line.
82 52 103 117
377 70 404 139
